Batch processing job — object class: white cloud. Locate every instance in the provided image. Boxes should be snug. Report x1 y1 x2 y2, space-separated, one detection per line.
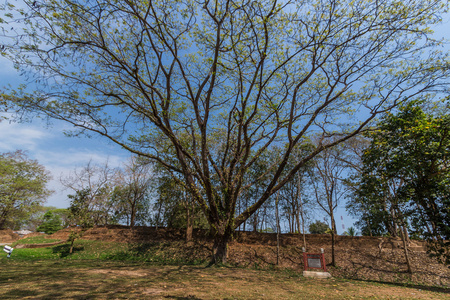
0 120 51 152
0 117 130 208
36 147 128 208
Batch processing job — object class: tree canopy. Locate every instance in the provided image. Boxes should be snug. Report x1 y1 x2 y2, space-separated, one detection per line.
1 0 449 263
0 150 53 230
309 220 330 234
347 101 450 262
36 210 65 234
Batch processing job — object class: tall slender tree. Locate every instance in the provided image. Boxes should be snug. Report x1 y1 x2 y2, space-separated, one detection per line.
311 141 350 267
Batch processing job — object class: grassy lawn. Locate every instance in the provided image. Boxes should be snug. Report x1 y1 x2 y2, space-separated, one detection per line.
1 241 449 299
11 236 63 247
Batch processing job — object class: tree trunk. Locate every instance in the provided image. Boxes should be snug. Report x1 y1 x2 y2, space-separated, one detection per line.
212 232 232 264
330 211 336 267
394 208 412 274
366 218 373 237
399 224 413 274
252 213 258 232
276 191 281 265
295 206 301 235
130 204 136 228
297 175 307 251
155 201 163 230
69 239 75 254
186 205 193 242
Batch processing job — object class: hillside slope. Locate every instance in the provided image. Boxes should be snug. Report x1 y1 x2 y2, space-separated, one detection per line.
2 226 449 287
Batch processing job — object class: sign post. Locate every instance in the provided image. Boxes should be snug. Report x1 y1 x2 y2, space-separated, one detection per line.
302 248 331 278
303 248 327 272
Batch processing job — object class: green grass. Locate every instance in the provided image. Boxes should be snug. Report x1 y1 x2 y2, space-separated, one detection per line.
5 240 128 260
11 236 62 247
4 239 206 264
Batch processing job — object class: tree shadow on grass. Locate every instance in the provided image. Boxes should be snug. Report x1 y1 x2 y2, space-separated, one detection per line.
2 289 38 298
105 242 209 266
52 244 85 258
164 296 203 300
350 278 450 294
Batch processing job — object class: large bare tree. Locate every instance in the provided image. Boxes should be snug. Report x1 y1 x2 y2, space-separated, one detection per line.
1 0 449 263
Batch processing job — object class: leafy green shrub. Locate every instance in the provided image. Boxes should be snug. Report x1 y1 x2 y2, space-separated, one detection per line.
36 211 63 234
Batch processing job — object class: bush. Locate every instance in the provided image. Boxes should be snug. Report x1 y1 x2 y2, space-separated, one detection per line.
36 211 63 234
309 220 330 234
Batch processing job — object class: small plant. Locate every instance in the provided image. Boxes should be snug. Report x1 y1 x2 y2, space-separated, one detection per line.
343 226 358 237
309 220 330 234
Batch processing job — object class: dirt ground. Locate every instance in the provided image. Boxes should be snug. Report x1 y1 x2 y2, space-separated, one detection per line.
2 225 449 287
0 229 19 244
1 260 448 299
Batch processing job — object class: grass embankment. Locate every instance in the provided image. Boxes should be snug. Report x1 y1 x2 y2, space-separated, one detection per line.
11 236 62 247
7 238 208 264
1 239 449 299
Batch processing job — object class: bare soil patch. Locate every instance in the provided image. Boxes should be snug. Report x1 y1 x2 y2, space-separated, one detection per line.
0 229 20 243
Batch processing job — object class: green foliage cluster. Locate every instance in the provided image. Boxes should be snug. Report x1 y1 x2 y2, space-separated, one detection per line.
347 101 450 262
343 226 357 237
36 211 65 234
153 171 208 230
0 150 53 230
308 220 330 234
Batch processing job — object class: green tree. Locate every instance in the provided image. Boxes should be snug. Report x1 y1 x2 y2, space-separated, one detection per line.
348 100 450 266
36 210 63 234
0 150 53 229
153 170 208 241
309 220 330 234
66 188 93 254
67 189 94 227
1 0 449 263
